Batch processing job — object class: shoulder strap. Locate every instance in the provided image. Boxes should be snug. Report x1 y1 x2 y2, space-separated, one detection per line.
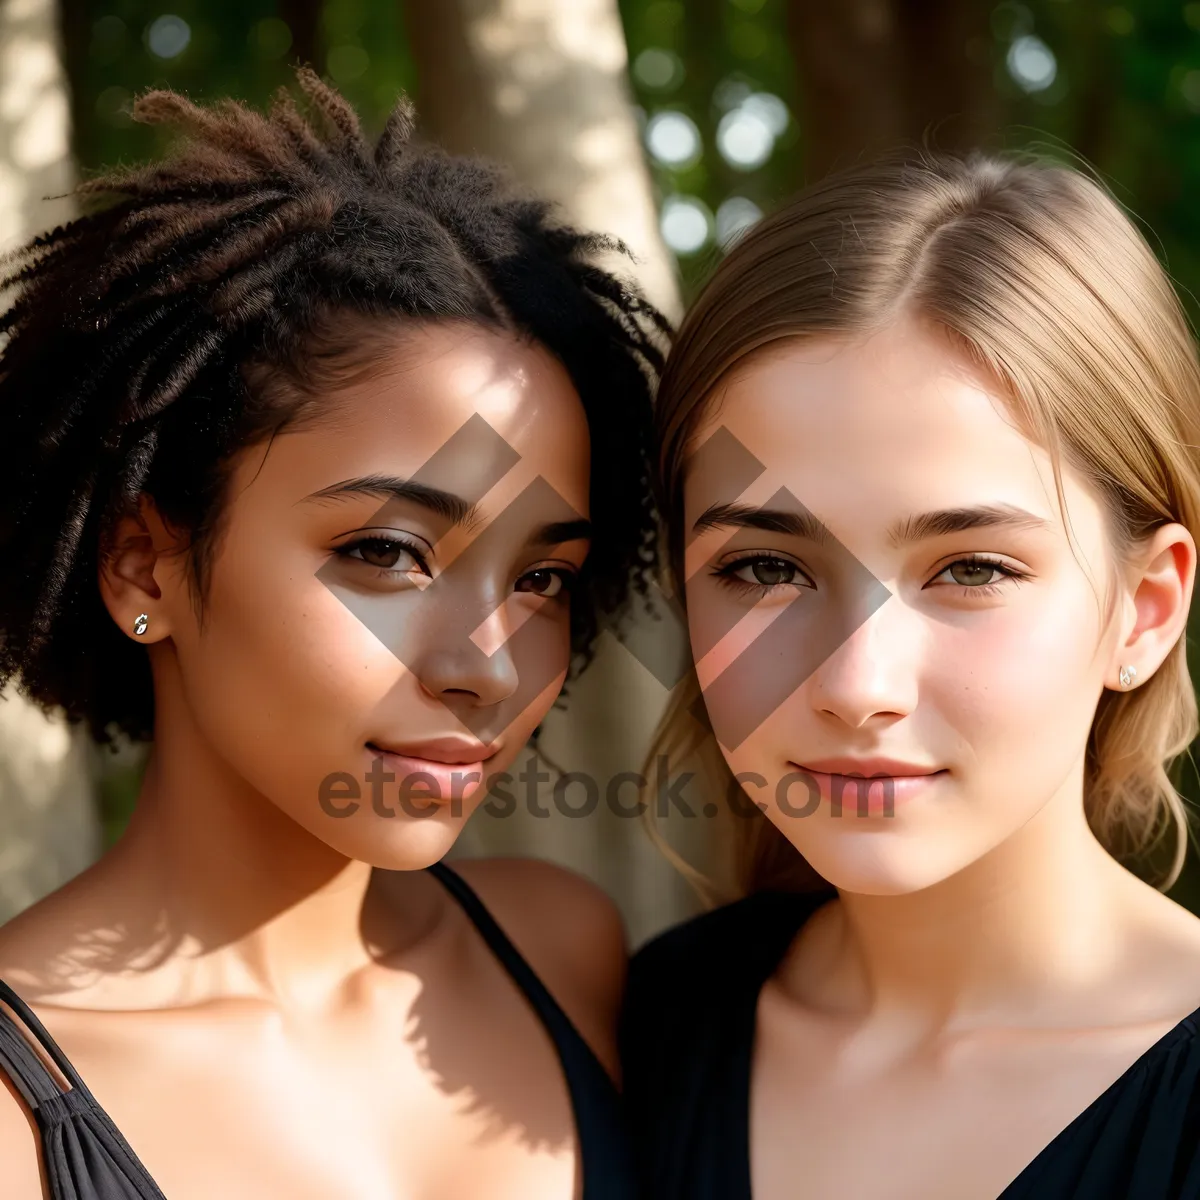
426 861 630 1196
427 861 583 1045
0 979 89 1110
0 980 169 1200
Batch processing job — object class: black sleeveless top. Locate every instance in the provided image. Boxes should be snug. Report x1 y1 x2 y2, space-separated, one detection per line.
0 861 634 1199
620 889 1200 1200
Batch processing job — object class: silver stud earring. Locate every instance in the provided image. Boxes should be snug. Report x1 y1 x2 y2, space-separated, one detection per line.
1118 664 1137 689
133 613 149 637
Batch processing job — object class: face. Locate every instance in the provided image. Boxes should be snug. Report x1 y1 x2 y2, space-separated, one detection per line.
682 315 1130 894
115 321 591 869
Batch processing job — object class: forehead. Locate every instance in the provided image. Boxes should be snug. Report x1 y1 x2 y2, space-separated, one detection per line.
248 322 591 517
684 319 1085 534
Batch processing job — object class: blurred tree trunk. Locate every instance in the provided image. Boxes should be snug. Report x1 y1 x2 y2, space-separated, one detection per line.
0 0 102 925
403 0 720 946
403 0 680 323
787 0 997 181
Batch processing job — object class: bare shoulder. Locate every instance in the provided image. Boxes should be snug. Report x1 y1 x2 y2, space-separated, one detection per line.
1117 883 1200 1023
447 857 628 1075
447 856 628 991
1157 900 1200 1006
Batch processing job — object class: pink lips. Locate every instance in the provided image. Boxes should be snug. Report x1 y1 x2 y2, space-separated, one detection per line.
369 737 497 766
365 738 500 808
799 757 941 776
789 758 946 816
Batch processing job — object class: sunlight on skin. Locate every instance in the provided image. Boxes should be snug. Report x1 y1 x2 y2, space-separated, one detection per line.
683 316 1190 901
111 322 592 876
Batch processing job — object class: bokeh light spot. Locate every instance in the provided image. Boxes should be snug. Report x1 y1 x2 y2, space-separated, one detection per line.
634 47 684 90
1006 34 1056 93
661 195 712 255
716 106 774 169
716 196 763 246
146 15 190 60
646 110 702 168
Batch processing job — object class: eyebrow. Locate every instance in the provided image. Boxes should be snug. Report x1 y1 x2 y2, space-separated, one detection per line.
692 503 830 545
692 501 1052 547
885 504 1053 546
302 475 591 547
534 519 593 547
303 475 479 525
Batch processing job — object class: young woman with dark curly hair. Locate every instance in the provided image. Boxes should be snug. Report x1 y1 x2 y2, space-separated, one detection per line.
0 69 666 1200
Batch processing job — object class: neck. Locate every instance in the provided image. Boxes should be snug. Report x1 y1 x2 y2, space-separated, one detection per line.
786 766 1145 1034
60 676 435 1012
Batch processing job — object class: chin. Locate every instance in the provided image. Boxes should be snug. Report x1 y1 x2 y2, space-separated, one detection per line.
315 810 471 871
799 839 962 896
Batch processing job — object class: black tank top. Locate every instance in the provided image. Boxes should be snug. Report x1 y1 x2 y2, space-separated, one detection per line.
620 888 1200 1200
0 861 634 1199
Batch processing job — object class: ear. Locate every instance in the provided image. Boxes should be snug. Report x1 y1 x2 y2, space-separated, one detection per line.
1106 522 1196 691
97 495 185 644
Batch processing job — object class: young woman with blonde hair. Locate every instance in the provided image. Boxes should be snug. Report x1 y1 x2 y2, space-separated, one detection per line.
620 152 1200 1199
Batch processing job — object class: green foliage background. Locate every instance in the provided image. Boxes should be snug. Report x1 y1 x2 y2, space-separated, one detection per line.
56 0 1200 907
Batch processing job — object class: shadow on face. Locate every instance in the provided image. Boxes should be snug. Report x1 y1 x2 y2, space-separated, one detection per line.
682 315 1124 894
144 318 593 869
0 320 607 1164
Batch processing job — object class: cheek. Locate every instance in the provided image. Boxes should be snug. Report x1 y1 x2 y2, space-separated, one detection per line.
928 580 1106 759
685 588 802 788
172 538 403 781
173 544 572 792
686 588 769 689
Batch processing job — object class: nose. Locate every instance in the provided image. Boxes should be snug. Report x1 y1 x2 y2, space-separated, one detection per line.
409 595 521 710
810 597 919 729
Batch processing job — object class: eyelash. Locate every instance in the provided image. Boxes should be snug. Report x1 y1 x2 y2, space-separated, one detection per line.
337 534 431 578
712 554 1030 599
712 555 812 597
932 555 1031 597
335 535 581 598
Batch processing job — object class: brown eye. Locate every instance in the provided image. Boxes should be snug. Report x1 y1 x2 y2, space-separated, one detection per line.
516 569 570 597
947 560 999 586
360 540 405 568
341 537 425 573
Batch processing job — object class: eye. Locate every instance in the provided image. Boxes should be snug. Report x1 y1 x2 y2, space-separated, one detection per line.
929 555 1029 594
946 560 998 586
337 536 430 576
713 554 812 593
515 568 577 598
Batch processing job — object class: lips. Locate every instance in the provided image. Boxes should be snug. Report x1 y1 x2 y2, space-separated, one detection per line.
787 758 947 816
362 738 500 811
366 737 498 766
795 757 943 777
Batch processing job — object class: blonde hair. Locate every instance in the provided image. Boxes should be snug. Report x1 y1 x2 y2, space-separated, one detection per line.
645 150 1200 900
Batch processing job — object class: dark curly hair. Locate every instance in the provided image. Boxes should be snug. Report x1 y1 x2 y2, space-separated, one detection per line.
0 68 669 745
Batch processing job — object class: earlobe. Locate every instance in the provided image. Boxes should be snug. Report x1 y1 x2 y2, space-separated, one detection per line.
1107 523 1195 691
97 498 174 643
